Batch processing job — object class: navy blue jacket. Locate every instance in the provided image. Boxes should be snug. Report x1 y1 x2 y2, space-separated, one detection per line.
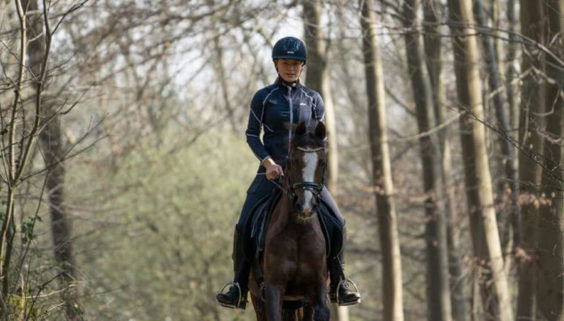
245 77 325 173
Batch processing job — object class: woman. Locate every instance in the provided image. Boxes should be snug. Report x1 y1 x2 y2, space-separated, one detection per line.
217 36 361 309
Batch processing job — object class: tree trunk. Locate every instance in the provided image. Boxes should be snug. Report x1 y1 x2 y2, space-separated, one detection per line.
330 303 350 321
516 1 546 319
505 0 519 140
536 1 563 319
474 0 520 253
302 0 339 193
25 1 83 320
422 2 468 320
403 1 452 320
360 1 404 320
207 0 237 132
302 2 346 319
446 0 513 320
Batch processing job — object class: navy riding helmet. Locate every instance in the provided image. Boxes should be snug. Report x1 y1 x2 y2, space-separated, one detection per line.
272 37 307 62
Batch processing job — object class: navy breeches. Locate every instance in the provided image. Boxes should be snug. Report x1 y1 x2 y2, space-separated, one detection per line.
236 174 345 231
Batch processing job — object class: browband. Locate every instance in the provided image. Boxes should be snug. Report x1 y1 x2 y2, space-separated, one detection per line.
296 146 324 152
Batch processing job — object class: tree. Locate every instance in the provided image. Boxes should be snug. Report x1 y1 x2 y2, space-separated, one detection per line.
0 1 85 319
402 0 451 320
516 1 546 319
0 0 48 314
536 1 563 319
421 1 468 320
474 0 519 252
302 1 349 320
446 0 513 319
26 0 83 319
360 1 405 320
302 0 339 193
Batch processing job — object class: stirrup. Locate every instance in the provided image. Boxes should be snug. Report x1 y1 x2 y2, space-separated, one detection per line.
336 278 361 306
217 282 245 309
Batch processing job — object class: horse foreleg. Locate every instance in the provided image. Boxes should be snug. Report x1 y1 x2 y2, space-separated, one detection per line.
264 283 284 321
251 294 266 321
302 304 314 321
309 283 330 321
282 308 296 321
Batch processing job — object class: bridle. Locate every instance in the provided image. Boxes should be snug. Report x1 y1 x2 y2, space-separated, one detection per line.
270 146 327 211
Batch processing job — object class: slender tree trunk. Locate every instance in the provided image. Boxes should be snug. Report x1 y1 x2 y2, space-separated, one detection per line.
536 1 563 320
207 0 237 132
360 1 404 320
25 1 83 320
302 0 339 193
302 2 347 319
474 0 520 254
490 0 504 70
0 0 26 308
446 0 513 320
422 2 468 320
505 0 520 141
403 1 451 320
516 1 546 319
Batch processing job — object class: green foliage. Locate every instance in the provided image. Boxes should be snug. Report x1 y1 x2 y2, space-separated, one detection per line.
21 215 41 245
4 288 43 321
70 128 258 320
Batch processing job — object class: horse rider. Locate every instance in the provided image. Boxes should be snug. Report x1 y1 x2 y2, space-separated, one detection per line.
216 36 361 309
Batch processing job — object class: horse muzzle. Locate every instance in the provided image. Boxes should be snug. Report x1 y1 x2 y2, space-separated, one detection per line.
296 204 319 221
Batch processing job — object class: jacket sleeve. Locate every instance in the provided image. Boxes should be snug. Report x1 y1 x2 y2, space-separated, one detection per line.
245 91 271 163
314 93 325 123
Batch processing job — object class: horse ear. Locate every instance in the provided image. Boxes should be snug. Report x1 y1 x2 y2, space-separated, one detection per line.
295 121 307 136
314 121 326 140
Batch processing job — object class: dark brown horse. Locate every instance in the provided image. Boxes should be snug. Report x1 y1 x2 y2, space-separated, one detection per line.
248 121 330 321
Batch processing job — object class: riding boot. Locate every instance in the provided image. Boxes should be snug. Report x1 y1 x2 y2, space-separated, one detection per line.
328 252 361 306
216 227 250 309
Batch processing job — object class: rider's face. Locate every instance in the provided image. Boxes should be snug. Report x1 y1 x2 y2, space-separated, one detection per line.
275 59 305 83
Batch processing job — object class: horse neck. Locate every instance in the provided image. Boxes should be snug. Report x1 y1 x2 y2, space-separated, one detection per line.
267 174 294 227
271 179 294 226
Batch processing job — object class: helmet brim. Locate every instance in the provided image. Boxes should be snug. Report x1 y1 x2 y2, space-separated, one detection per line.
272 55 306 62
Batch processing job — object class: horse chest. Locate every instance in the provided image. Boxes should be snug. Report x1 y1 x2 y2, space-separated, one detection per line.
264 225 325 275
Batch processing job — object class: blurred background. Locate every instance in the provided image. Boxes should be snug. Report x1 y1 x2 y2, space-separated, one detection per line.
0 0 562 321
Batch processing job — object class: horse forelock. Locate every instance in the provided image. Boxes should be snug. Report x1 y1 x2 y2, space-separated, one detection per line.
291 132 325 151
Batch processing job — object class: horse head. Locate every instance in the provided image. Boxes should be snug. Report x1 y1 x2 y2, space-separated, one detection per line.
286 121 327 221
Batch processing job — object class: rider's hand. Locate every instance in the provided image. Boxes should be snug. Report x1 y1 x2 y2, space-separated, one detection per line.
263 158 284 180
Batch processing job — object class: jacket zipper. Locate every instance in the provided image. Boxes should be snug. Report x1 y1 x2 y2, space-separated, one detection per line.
288 86 293 145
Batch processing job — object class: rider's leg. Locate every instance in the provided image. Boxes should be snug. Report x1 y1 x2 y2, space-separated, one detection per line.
217 174 274 309
216 225 251 309
319 188 361 306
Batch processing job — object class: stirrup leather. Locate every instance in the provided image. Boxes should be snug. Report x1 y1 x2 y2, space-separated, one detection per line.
217 282 246 309
336 278 361 306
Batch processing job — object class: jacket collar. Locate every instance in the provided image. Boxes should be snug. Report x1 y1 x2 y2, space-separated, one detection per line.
274 76 302 94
